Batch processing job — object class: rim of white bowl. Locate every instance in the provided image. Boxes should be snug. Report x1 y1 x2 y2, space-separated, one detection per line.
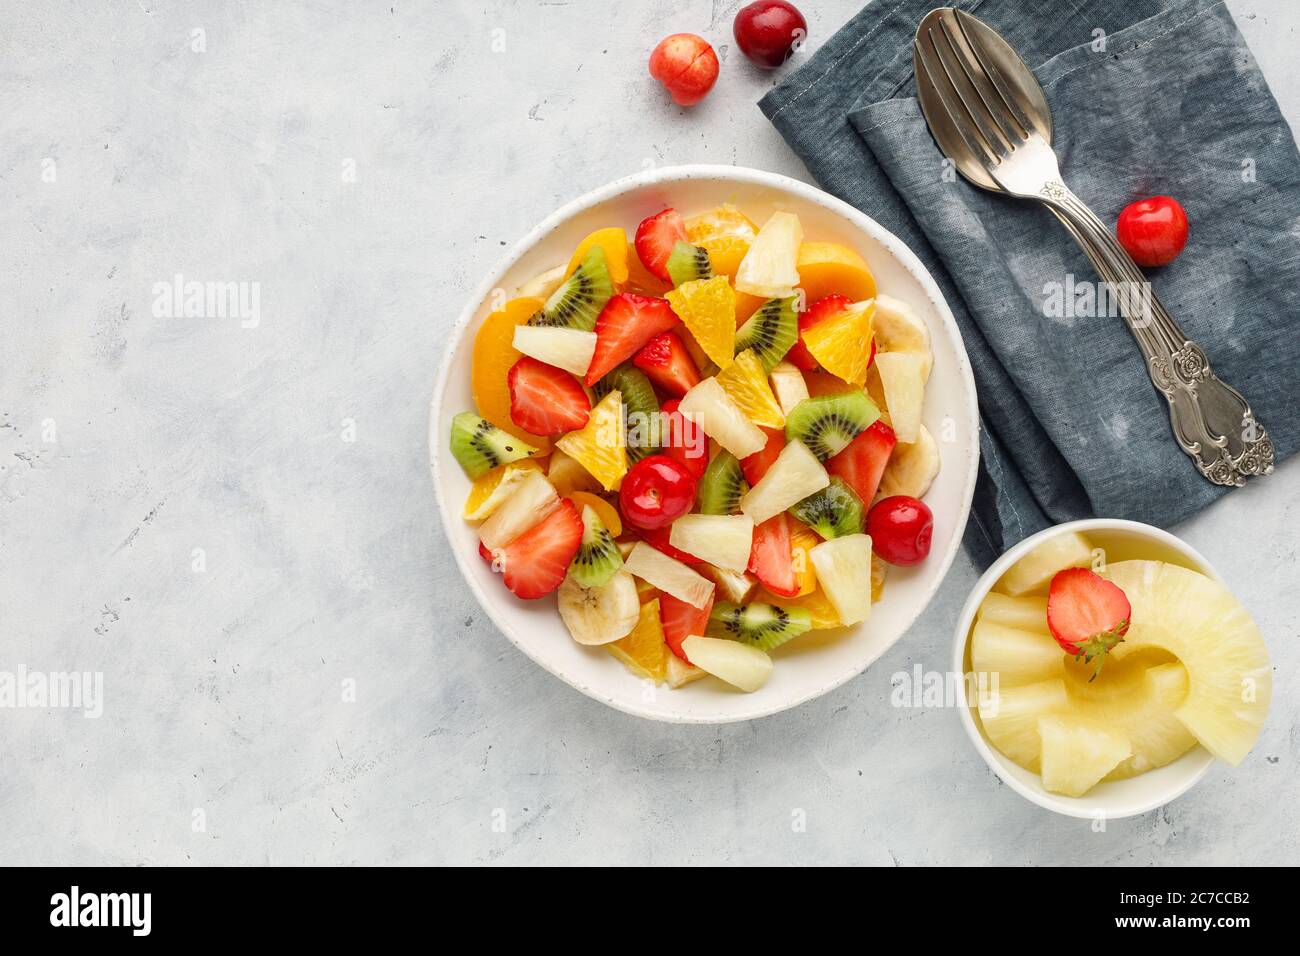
430 164 980 723
951 517 1219 817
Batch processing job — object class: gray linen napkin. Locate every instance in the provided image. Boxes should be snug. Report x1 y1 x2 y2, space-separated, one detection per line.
760 0 1300 565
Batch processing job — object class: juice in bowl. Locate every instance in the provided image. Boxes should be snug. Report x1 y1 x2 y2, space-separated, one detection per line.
952 518 1272 818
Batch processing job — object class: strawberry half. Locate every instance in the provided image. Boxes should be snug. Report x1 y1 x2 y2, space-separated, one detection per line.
586 293 680 386
1046 567 1131 680
507 356 591 436
827 420 896 506
787 295 877 371
748 513 798 597
495 499 583 600
633 331 701 398
634 208 688 282
659 591 713 662
657 399 709 478
740 427 786 486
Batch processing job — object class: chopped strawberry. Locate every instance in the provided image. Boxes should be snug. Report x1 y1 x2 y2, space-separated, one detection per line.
740 427 785 486
586 293 680 386
493 499 583 600
827 420 896 505
633 331 701 398
748 513 798 597
657 399 709 478
787 295 877 371
659 591 713 662
638 525 705 565
1046 568 1131 680
634 208 688 282
507 357 590 436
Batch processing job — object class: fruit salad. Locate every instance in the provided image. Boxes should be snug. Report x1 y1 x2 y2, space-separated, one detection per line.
449 203 941 693
968 530 1272 797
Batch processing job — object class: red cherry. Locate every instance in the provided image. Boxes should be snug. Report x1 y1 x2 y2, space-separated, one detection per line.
865 496 933 566
1116 195 1188 267
648 34 719 107
734 1 807 70
619 455 698 530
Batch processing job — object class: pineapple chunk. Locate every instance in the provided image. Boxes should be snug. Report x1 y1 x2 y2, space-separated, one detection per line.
997 531 1094 596
739 439 828 524
511 325 597 377
623 541 714 609
477 470 559 550
702 564 759 603
665 652 709 688
669 514 754 574
681 636 773 692
677 377 767 459
978 678 1068 772
977 592 1049 632
1102 561 1271 766
877 425 940 500
735 212 802 299
808 533 874 626
1086 661 1199 780
873 352 926 443
769 360 811 418
1038 715 1132 797
970 619 1065 686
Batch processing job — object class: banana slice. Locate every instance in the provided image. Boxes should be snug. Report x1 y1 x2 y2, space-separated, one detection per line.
878 424 940 499
557 571 639 646
873 294 932 382
517 263 566 301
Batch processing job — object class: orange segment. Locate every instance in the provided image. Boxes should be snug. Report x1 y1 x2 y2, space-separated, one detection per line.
666 276 735 370
758 586 842 630
554 391 628 491
623 243 672 296
734 291 767 328
787 520 820 596
471 296 551 453
871 553 887 603
565 227 629 285
715 349 784 428
805 369 862 398
548 448 602 497
797 242 877 304
463 459 543 520
568 490 622 537
607 598 669 682
636 579 661 604
804 300 875 386
685 204 757 278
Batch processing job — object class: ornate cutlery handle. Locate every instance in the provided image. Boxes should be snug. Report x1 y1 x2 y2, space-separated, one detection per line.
1040 182 1274 486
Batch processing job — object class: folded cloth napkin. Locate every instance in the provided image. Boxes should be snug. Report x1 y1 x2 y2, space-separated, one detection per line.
761 0 1300 566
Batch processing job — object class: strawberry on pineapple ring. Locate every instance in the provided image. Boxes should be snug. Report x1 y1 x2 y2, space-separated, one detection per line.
471 296 551 453
565 227 630 285
796 241 877 305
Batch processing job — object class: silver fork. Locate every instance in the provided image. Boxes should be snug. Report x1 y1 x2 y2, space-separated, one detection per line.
912 7 1273 486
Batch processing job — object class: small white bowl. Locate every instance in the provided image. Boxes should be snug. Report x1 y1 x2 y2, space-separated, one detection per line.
431 164 979 723
952 518 1217 818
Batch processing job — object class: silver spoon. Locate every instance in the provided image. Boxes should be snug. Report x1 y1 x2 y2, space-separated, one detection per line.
912 6 1273 486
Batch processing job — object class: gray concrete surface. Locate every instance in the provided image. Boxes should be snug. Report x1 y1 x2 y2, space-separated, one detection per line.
1 0 1296 865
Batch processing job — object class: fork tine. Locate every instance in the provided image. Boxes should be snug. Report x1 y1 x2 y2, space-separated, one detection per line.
928 19 1014 161
951 8 1036 136
914 29 1000 170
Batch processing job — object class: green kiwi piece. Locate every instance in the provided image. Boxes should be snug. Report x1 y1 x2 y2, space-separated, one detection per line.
449 412 538 479
527 245 613 331
594 364 660 462
784 391 880 461
697 451 748 515
666 241 713 287
734 296 799 371
790 477 864 539
569 504 623 588
705 601 813 652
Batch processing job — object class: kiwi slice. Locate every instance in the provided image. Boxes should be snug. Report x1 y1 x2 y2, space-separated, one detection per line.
666 241 713 287
784 391 880 461
449 412 538 479
595 364 660 462
705 601 813 652
734 296 799 371
697 451 748 515
569 504 623 588
527 245 613 331
790 477 864 539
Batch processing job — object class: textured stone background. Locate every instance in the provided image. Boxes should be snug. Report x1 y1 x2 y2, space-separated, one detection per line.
1 0 1296 865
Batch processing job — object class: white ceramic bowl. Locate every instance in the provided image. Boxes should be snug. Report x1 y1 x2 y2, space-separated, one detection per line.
952 518 1218 817
431 165 979 722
